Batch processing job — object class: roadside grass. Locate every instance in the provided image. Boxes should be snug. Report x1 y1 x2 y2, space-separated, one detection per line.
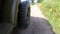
37 0 60 34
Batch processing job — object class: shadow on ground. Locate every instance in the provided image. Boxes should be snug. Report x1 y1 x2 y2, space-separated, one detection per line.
12 16 55 34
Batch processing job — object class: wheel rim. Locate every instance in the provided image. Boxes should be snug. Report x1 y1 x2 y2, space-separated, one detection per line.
26 7 30 21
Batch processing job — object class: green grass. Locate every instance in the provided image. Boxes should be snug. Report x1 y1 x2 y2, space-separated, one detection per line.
38 0 60 34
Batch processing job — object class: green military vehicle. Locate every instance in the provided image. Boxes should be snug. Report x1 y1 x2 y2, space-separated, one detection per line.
0 0 30 34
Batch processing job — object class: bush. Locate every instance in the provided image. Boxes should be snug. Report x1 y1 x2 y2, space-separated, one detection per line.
38 0 60 34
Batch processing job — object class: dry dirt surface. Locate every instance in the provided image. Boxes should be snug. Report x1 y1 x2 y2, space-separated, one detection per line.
12 5 55 34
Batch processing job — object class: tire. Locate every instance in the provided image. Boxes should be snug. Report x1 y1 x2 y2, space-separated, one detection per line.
17 1 30 29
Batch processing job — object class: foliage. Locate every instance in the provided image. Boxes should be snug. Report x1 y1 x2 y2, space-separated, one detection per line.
38 0 60 34
37 0 43 3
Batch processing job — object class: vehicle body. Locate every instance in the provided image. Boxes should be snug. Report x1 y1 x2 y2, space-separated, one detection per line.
0 0 30 34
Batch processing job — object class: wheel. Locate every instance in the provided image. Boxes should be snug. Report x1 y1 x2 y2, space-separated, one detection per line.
17 1 30 29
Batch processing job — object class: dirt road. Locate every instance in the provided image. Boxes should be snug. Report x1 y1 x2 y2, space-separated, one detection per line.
12 5 55 34
31 5 46 18
18 5 55 34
